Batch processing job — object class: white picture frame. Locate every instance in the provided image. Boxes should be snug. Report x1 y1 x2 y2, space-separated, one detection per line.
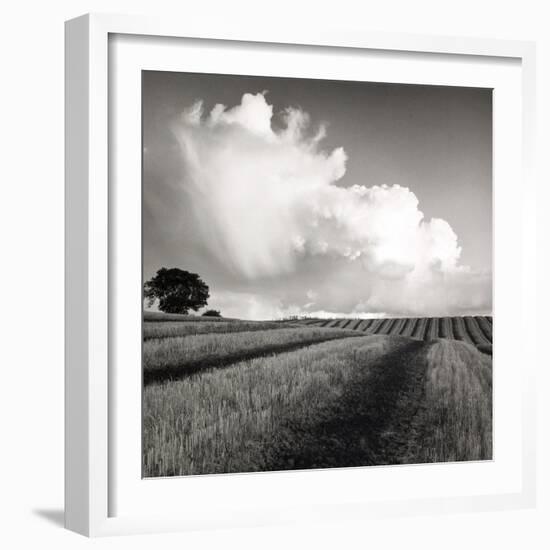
65 13 537 537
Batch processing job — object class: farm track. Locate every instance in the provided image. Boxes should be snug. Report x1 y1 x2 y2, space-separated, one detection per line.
143 334 363 385
258 339 430 470
143 310 494 475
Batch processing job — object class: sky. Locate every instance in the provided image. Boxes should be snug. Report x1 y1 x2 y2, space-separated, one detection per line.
142 71 492 320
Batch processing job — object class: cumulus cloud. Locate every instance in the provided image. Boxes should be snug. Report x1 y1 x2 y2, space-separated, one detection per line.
167 92 491 318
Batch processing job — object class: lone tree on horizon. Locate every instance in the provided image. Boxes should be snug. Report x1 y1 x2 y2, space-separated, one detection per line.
144 267 210 314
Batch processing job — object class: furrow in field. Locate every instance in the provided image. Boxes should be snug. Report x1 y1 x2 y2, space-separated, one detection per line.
143 327 363 384
438 317 453 339
377 318 396 335
307 316 494 347
400 318 417 337
475 316 493 343
358 319 373 332
411 317 428 340
366 318 385 334
142 335 429 476
424 318 440 341
391 318 407 336
451 316 475 344
464 316 491 345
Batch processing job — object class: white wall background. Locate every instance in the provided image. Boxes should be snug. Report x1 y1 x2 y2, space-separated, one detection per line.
0 1 547 548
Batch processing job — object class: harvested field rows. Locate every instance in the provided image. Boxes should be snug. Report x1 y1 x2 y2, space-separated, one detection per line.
143 333 492 477
412 339 493 462
143 335 400 476
293 315 492 351
142 311 493 476
143 326 362 383
144 320 293 340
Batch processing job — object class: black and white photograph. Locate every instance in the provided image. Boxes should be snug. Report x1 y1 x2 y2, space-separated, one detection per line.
2 0 546 544
141 71 493 478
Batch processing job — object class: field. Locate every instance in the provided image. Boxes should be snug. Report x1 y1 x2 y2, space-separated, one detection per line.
289 315 493 355
143 312 493 477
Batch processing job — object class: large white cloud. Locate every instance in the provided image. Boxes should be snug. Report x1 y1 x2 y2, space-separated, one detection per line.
169 92 491 318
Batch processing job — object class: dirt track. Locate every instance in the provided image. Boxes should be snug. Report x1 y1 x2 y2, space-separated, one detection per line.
257 338 433 471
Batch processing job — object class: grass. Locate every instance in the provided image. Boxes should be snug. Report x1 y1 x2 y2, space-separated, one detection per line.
143 331 493 476
142 311 493 476
143 326 362 382
144 310 235 322
411 339 492 463
144 320 293 340
143 335 408 477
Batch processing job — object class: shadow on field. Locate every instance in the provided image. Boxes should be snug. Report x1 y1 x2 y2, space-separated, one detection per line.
144 335 363 385
259 339 429 470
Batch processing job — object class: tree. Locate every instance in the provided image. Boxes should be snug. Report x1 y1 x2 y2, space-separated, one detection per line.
202 309 222 317
144 267 210 314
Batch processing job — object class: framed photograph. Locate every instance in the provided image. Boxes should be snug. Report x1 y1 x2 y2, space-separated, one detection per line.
65 13 537 536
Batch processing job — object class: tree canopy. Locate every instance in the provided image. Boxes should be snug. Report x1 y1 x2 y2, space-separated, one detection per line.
144 267 210 314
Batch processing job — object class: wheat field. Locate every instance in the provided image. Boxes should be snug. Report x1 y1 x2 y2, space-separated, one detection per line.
142 313 493 477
